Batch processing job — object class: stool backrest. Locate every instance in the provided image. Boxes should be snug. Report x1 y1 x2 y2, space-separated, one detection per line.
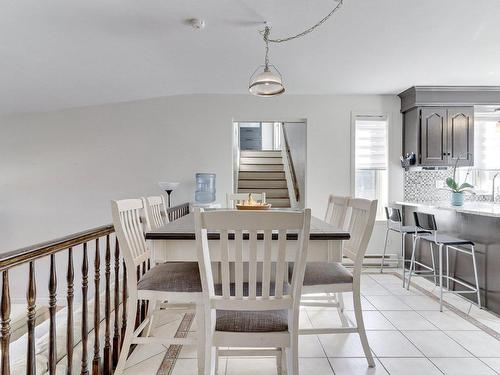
413 212 438 232
143 195 169 229
226 192 266 208
195 208 311 312
385 207 402 222
325 195 350 229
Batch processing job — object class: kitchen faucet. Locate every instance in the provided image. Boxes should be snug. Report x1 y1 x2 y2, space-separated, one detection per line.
493 172 500 203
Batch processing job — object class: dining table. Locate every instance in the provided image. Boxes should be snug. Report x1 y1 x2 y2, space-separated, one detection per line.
145 211 350 266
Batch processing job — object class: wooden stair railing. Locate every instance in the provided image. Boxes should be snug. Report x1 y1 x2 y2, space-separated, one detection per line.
0 202 190 375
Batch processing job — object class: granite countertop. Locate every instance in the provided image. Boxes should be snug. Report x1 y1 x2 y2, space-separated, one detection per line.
394 200 500 218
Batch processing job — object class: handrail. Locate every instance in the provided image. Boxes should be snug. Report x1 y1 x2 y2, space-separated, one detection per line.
0 202 190 272
0 225 115 272
281 126 300 205
0 201 191 375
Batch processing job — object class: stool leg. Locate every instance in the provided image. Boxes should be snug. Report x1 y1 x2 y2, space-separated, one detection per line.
439 244 444 312
471 245 481 308
446 245 450 291
402 233 406 288
407 235 418 290
380 227 390 273
429 242 437 286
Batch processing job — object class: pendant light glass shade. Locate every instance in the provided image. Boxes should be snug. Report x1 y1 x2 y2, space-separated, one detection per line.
249 65 285 97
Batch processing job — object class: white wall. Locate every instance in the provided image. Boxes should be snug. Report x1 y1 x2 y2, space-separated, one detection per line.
1 93 403 298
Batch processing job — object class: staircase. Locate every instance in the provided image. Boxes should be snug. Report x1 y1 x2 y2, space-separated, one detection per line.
237 150 291 208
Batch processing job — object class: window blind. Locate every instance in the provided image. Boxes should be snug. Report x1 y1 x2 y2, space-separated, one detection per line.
474 120 500 170
355 119 388 170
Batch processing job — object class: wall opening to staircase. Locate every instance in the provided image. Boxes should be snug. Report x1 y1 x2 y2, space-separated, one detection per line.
232 121 306 209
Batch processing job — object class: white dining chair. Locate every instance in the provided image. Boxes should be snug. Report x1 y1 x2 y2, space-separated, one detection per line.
143 195 169 229
226 192 266 208
324 194 350 229
297 198 377 367
111 198 205 375
194 208 311 375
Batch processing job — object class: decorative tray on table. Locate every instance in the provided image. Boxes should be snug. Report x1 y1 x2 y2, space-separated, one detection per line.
236 203 272 210
235 193 272 210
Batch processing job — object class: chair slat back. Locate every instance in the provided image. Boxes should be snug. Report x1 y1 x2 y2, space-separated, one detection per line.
343 198 378 269
144 195 169 229
195 209 311 311
111 199 151 271
226 193 266 208
325 195 350 229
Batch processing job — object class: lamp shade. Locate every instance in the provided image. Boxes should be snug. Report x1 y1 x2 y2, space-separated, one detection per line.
249 67 285 97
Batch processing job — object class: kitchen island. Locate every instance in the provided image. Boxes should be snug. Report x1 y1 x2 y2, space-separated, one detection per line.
395 200 500 313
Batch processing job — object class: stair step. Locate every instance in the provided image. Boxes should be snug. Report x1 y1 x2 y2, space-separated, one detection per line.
239 164 284 172
238 180 287 189
267 198 291 207
240 150 282 158
238 188 289 198
239 171 286 180
240 157 282 165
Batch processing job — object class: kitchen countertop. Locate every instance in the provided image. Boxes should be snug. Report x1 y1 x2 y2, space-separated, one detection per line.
394 200 500 218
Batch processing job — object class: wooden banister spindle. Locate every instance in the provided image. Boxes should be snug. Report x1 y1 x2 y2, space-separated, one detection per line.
112 239 120 368
1 271 11 375
103 236 111 375
120 261 127 349
48 254 57 375
81 243 89 375
66 248 74 375
27 261 36 375
92 239 101 375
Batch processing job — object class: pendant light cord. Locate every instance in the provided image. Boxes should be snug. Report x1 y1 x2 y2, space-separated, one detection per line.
260 0 344 44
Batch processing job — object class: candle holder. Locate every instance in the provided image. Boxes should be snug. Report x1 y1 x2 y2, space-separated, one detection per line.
158 182 180 208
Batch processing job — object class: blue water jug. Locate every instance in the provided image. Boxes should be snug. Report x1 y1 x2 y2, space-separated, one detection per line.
195 173 216 203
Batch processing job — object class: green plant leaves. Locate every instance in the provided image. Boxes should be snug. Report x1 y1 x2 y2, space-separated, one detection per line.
458 182 473 191
446 177 458 191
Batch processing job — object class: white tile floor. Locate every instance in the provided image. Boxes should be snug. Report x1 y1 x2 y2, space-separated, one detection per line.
123 271 500 375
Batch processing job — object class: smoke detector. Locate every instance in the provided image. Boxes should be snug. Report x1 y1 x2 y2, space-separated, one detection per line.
189 18 206 30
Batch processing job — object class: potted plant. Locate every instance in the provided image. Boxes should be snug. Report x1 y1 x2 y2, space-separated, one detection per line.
445 155 475 206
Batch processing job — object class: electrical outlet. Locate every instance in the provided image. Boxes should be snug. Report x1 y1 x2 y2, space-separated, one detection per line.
436 180 445 189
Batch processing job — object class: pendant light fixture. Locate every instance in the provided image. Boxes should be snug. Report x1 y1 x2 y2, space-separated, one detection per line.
248 0 344 97
249 26 285 97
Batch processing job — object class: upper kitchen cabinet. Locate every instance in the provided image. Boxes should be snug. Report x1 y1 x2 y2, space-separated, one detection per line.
399 86 500 167
405 106 473 167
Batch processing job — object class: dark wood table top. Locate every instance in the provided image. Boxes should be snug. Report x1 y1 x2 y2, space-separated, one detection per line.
145 212 350 241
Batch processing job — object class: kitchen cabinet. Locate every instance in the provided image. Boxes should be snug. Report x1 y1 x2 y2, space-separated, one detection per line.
403 106 474 167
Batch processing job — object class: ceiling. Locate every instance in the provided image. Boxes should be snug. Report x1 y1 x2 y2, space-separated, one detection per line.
1 0 500 115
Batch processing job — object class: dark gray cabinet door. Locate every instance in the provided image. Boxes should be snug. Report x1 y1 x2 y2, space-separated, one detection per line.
420 107 447 166
239 126 262 150
447 107 474 166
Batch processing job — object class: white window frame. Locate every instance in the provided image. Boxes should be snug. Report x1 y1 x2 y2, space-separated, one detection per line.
350 112 389 221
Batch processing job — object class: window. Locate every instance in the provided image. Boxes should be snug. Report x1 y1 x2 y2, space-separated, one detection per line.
352 115 388 219
456 115 500 195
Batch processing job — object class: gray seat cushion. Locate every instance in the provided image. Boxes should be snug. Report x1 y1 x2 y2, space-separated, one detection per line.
290 262 353 286
419 234 474 246
137 262 202 293
216 310 288 332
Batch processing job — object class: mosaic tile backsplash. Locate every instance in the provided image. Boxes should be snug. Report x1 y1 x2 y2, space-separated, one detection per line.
404 169 452 202
403 169 495 202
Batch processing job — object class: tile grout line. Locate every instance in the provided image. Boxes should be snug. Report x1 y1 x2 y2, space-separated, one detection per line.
368 272 500 375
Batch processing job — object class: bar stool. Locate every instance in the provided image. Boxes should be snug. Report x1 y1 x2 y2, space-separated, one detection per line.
380 207 431 288
407 212 481 312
